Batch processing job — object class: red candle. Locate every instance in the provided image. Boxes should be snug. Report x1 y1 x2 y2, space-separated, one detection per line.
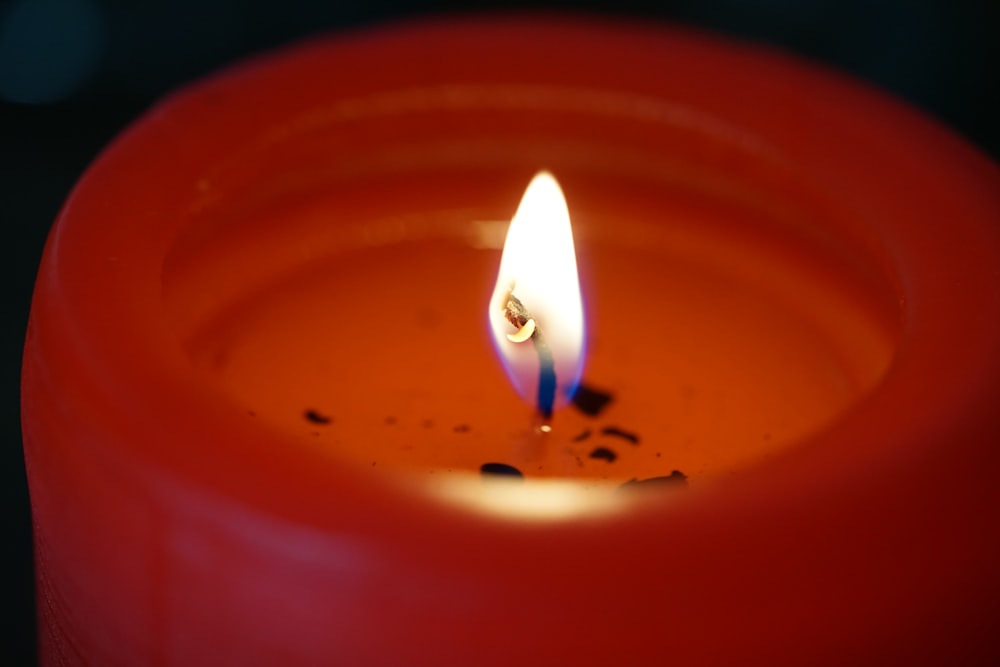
21 16 1000 665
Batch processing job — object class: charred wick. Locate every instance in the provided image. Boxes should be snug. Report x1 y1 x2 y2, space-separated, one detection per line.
504 291 556 419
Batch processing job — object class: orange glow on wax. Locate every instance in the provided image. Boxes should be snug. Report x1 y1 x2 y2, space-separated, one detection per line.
488 171 585 418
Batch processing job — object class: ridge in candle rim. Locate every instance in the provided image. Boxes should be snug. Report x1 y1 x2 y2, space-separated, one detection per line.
488 171 585 421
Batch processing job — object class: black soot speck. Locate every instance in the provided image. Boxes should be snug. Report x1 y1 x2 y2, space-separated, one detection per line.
589 447 617 462
619 470 688 490
601 426 639 445
453 424 471 433
571 384 614 416
572 429 592 442
304 409 331 425
480 462 524 479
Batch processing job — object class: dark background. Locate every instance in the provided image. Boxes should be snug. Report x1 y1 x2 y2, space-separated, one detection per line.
2 1 997 664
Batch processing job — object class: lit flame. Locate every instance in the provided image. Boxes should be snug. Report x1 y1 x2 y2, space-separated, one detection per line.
488 171 585 417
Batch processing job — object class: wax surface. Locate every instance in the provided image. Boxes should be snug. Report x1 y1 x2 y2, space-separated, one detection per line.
167 172 893 484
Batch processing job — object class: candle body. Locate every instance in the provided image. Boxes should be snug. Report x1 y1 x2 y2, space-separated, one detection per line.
22 17 1000 666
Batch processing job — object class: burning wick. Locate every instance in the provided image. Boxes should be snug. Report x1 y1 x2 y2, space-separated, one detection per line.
506 318 536 343
501 283 557 429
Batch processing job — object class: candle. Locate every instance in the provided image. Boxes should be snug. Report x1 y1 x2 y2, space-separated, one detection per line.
21 16 1000 666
